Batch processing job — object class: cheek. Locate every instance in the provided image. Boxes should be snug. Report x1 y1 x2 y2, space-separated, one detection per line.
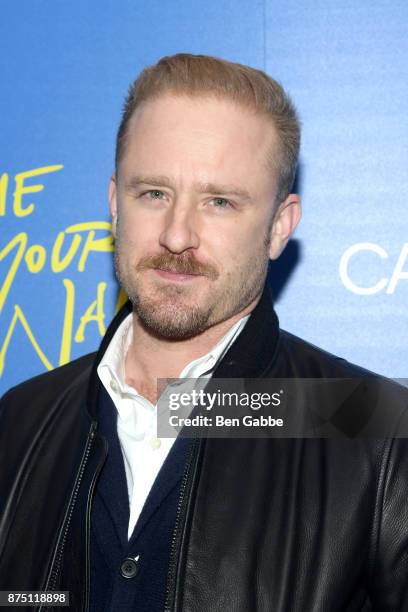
206 229 238 260
117 210 159 249
209 220 262 262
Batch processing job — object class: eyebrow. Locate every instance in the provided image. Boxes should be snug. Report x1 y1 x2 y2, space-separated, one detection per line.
125 175 252 201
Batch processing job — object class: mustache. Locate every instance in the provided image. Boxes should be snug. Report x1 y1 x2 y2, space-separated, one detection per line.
136 252 219 280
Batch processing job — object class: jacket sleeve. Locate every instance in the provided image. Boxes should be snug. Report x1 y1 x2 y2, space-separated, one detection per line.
369 408 408 610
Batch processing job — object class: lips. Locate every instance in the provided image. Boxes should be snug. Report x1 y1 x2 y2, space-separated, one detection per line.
157 267 202 275
154 268 203 281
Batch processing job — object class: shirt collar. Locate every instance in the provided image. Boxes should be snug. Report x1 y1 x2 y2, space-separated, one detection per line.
97 312 250 403
179 314 250 378
97 315 134 402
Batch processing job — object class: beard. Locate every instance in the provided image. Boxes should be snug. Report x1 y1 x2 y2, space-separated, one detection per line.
114 233 271 341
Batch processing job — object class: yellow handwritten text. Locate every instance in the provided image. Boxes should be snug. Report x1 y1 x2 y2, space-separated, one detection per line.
0 165 63 217
0 222 114 315
0 279 113 376
0 163 126 381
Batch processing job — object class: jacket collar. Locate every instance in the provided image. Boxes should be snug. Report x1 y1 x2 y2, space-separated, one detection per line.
86 282 280 419
211 282 280 379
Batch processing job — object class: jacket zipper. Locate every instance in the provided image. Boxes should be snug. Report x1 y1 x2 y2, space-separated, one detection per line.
39 420 100 612
83 434 108 612
164 437 202 612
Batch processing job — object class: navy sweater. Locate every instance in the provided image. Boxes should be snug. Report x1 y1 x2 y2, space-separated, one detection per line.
90 387 192 612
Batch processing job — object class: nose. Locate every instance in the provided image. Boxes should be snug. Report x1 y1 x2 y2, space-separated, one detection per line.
158 201 200 254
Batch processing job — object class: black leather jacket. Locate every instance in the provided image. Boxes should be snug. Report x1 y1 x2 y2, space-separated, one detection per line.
1 285 408 611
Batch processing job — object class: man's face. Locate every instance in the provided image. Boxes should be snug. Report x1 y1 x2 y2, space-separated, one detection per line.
110 94 299 340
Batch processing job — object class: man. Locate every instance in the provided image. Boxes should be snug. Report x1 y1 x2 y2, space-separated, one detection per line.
1 53 408 611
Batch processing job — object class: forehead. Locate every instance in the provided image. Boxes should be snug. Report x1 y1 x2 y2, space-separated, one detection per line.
119 95 279 194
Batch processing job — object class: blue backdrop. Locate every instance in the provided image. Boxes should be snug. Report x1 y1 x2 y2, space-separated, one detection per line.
1 0 407 394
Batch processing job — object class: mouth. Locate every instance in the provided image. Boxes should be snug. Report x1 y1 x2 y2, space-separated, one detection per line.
153 268 204 282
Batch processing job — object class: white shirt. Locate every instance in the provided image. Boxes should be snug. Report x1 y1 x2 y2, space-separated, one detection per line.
97 312 249 538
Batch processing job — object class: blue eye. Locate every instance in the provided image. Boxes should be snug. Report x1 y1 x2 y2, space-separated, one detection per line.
146 190 164 199
212 197 231 208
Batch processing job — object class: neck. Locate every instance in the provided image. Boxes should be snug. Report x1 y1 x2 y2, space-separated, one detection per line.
124 297 259 396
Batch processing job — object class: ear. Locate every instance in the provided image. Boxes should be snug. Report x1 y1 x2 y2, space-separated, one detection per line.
109 174 118 238
268 194 301 260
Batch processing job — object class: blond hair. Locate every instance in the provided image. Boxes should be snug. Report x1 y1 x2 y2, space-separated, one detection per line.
115 53 300 202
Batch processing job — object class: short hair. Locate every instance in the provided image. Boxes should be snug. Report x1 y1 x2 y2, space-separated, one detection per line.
115 53 300 203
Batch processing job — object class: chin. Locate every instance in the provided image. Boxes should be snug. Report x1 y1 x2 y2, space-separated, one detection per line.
135 300 214 341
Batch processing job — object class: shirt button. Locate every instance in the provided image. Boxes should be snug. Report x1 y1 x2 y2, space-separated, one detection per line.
149 436 162 450
120 555 140 579
110 379 118 393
